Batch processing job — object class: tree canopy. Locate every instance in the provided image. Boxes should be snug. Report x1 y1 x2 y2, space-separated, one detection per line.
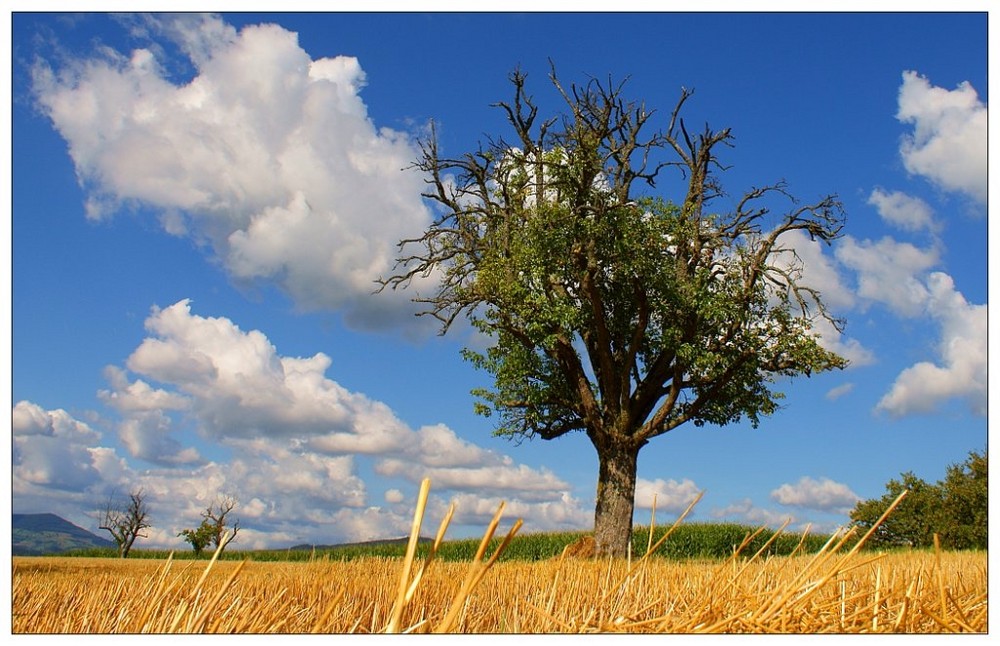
851 449 987 550
381 66 848 556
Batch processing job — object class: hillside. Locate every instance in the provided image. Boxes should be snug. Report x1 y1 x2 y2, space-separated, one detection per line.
12 513 115 556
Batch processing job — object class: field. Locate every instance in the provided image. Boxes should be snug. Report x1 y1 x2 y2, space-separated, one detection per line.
10 486 988 634
11 547 987 633
11 490 989 636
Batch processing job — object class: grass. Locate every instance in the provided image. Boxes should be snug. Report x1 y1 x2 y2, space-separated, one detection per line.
64 523 837 562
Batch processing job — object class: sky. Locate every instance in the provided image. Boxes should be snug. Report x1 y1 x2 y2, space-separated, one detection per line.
7 9 990 551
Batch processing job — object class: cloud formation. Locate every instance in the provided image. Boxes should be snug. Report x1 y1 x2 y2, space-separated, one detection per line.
12 401 106 491
897 71 987 203
876 273 987 417
770 476 860 514
634 477 702 514
31 14 434 331
20 299 589 547
710 499 795 529
867 188 938 235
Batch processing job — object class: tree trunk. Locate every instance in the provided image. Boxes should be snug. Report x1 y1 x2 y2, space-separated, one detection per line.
593 441 640 557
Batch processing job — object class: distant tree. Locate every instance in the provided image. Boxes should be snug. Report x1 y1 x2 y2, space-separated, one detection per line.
937 449 987 550
379 66 847 556
203 495 240 554
180 495 241 557
850 449 987 550
99 488 151 558
850 472 941 549
178 521 214 557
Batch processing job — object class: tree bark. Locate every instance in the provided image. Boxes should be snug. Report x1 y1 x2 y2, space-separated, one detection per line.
592 440 640 557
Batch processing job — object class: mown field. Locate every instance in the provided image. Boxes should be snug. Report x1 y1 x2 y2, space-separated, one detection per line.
12 530 987 633
11 487 988 633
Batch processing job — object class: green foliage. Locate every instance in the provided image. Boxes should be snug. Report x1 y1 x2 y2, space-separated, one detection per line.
938 449 988 549
178 520 215 557
850 449 987 550
632 523 832 560
386 70 847 447
283 525 832 563
383 68 848 555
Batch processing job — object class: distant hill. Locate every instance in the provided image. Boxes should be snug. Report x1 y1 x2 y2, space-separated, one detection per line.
12 513 115 556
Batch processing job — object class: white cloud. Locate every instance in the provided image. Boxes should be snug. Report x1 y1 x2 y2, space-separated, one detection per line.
710 499 794 528
836 234 986 417
122 299 373 440
877 273 987 417
897 71 987 203
634 477 701 514
117 411 203 466
375 458 570 501
12 402 116 493
766 229 873 366
834 70 988 419
835 236 940 317
824 383 854 401
99 366 191 413
31 14 435 331
74 299 586 546
867 188 938 234
810 316 875 368
770 476 860 514
443 491 590 532
777 229 857 313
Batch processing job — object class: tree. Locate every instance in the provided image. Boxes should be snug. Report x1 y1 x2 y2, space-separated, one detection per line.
937 449 987 550
180 495 241 557
202 495 240 554
99 488 151 558
380 66 848 556
849 472 941 549
852 449 987 550
178 521 214 557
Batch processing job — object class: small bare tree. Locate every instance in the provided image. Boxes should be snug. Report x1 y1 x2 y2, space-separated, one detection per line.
202 495 240 555
99 488 151 558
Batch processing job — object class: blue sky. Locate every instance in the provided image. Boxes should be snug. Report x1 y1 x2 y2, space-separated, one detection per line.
8 10 989 550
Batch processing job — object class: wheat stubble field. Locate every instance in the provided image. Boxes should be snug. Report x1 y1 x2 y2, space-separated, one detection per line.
10 548 987 633
10 486 988 634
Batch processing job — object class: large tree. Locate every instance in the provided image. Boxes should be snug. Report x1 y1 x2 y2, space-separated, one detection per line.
381 67 847 556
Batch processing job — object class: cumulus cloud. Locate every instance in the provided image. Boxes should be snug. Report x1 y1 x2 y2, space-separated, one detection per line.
867 188 938 235
12 401 120 494
770 476 860 514
777 229 857 313
710 499 794 528
851 71 988 418
767 229 873 366
837 236 986 417
123 299 383 440
876 273 987 417
634 477 701 514
84 298 582 545
835 236 940 318
30 13 435 331
897 71 987 204
443 492 590 531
